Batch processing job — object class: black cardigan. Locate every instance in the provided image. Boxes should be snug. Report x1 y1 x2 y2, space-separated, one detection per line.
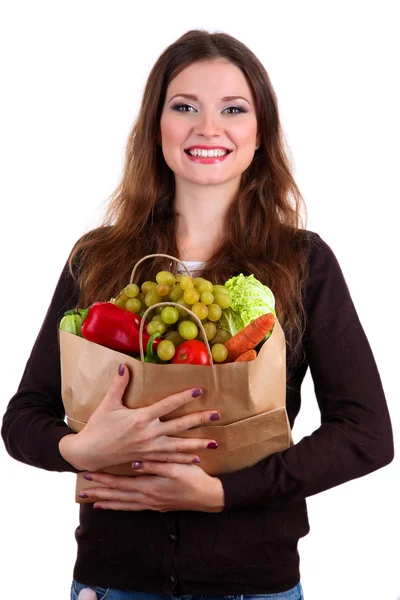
1 231 394 594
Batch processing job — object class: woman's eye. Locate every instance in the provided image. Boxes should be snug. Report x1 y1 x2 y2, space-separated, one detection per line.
172 104 196 113
222 106 244 115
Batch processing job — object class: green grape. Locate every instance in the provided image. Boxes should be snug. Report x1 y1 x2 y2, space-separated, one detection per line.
165 330 185 347
200 291 214 305
214 292 232 309
161 306 179 325
179 275 195 291
147 320 167 335
211 328 231 344
114 293 128 309
125 298 141 313
151 314 163 322
193 277 206 288
156 283 171 297
154 306 163 315
211 343 228 363
213 284 230 295
191 302 208 320
208 303 222 322
203 321 217 341
141 281 157 295
183 287 200 305
156 271 176 287
195 278 214 294
175 273 184 283
178 320 198 340
144 290 162 307
124 283 140 298
157 339 176 361
168 284 184 302
175 298 192 319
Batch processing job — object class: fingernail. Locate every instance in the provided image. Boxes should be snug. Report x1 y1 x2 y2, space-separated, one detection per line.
78 493 88 498
207 442 218 449
210 412 221 421
118 364 125 376
83 474 93 481
191 388 203 398
93 504 103 510
192 457 201 463
132 461 143 470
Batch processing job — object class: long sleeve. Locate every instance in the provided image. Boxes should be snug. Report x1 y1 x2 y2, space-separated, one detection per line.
1 258 82 473
219 233 394 510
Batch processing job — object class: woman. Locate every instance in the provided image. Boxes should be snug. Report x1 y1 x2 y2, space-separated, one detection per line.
1 29 394 600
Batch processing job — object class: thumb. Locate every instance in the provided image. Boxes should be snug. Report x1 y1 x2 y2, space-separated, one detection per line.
101 363 131 410
77 589 97 600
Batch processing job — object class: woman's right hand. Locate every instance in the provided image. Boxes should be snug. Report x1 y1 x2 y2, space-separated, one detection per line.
59 364 220 472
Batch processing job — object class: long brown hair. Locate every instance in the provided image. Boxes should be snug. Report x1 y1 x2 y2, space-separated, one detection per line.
69 29 313 370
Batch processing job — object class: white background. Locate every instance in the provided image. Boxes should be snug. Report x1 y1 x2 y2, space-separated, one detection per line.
1 2 399 599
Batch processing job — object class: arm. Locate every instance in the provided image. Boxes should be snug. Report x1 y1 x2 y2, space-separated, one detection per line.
1 257 82 473
218 233 394 510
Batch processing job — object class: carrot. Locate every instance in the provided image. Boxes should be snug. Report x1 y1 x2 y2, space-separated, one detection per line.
235 349 257 362
224 313 275 361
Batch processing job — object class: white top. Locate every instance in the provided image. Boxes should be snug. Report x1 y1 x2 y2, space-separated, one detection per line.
175 260 205 277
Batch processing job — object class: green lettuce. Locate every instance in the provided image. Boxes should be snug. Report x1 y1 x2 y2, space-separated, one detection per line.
218 274 276 340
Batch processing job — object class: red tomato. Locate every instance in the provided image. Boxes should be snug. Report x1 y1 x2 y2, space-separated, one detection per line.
171 340 211 365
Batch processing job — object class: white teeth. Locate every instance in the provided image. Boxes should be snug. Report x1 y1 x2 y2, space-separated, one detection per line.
187 148 229 157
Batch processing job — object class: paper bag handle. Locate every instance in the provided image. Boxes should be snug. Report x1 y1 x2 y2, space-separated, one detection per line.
129 253 192 284
139 302 214 365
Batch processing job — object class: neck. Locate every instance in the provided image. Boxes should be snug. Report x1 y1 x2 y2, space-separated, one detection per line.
173 178 238 261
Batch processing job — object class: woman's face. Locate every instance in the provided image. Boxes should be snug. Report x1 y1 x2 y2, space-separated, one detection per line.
160 59 258 188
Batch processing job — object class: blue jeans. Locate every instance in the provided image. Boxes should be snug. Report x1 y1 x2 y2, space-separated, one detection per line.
71 579 304 600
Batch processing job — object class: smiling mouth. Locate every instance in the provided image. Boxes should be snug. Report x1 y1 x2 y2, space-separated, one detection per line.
184 149 233 158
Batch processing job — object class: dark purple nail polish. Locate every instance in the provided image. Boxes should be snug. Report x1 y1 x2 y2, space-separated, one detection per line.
207 442 218 449
191 388 203 398
83 474 93 481
78 493 88 498
210 412 221 421
192 457 201 463
118 364 125 376
93 504 103 510
132 461 143 470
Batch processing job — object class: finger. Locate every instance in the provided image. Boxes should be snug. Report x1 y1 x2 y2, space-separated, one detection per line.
154 436 219 455
160 409 221 436
92 501 153 512
132 461 179 477
143 387 203 422
81 487 144 503
101 363 130 410
134 451 201 464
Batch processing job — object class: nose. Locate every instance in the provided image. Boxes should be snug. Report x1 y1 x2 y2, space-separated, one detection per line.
194 110 223 138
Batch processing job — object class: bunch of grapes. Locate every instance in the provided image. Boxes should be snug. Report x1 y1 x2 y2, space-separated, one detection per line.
111 271 232 363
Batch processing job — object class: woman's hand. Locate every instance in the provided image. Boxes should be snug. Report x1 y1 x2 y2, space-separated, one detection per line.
78 462 225 513
59 364 220 472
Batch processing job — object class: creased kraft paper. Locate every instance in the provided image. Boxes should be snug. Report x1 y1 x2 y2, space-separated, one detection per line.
59 320 292 502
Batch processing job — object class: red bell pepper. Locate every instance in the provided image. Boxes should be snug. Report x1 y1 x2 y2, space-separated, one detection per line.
81 302 161 355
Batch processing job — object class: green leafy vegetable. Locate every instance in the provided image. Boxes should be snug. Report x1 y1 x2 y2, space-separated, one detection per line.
219 274 276 340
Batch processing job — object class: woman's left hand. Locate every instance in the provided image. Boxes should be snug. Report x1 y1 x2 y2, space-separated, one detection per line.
79 462 225 513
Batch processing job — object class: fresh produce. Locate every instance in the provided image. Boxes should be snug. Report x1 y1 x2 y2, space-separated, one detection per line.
171 340 211 366
60 265 278 366
59 308 88 337
144 332 163 363
224 313 275 362
235 349 257 362
80 302 161 355
219 274 276 340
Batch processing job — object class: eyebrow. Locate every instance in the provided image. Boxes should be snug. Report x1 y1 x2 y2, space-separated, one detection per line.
168 93 251 106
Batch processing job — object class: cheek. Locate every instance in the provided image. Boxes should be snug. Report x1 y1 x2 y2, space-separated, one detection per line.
160 117 185 150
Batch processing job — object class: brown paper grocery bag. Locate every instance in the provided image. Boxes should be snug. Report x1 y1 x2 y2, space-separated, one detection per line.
59 254 292 502
60 318 291 502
